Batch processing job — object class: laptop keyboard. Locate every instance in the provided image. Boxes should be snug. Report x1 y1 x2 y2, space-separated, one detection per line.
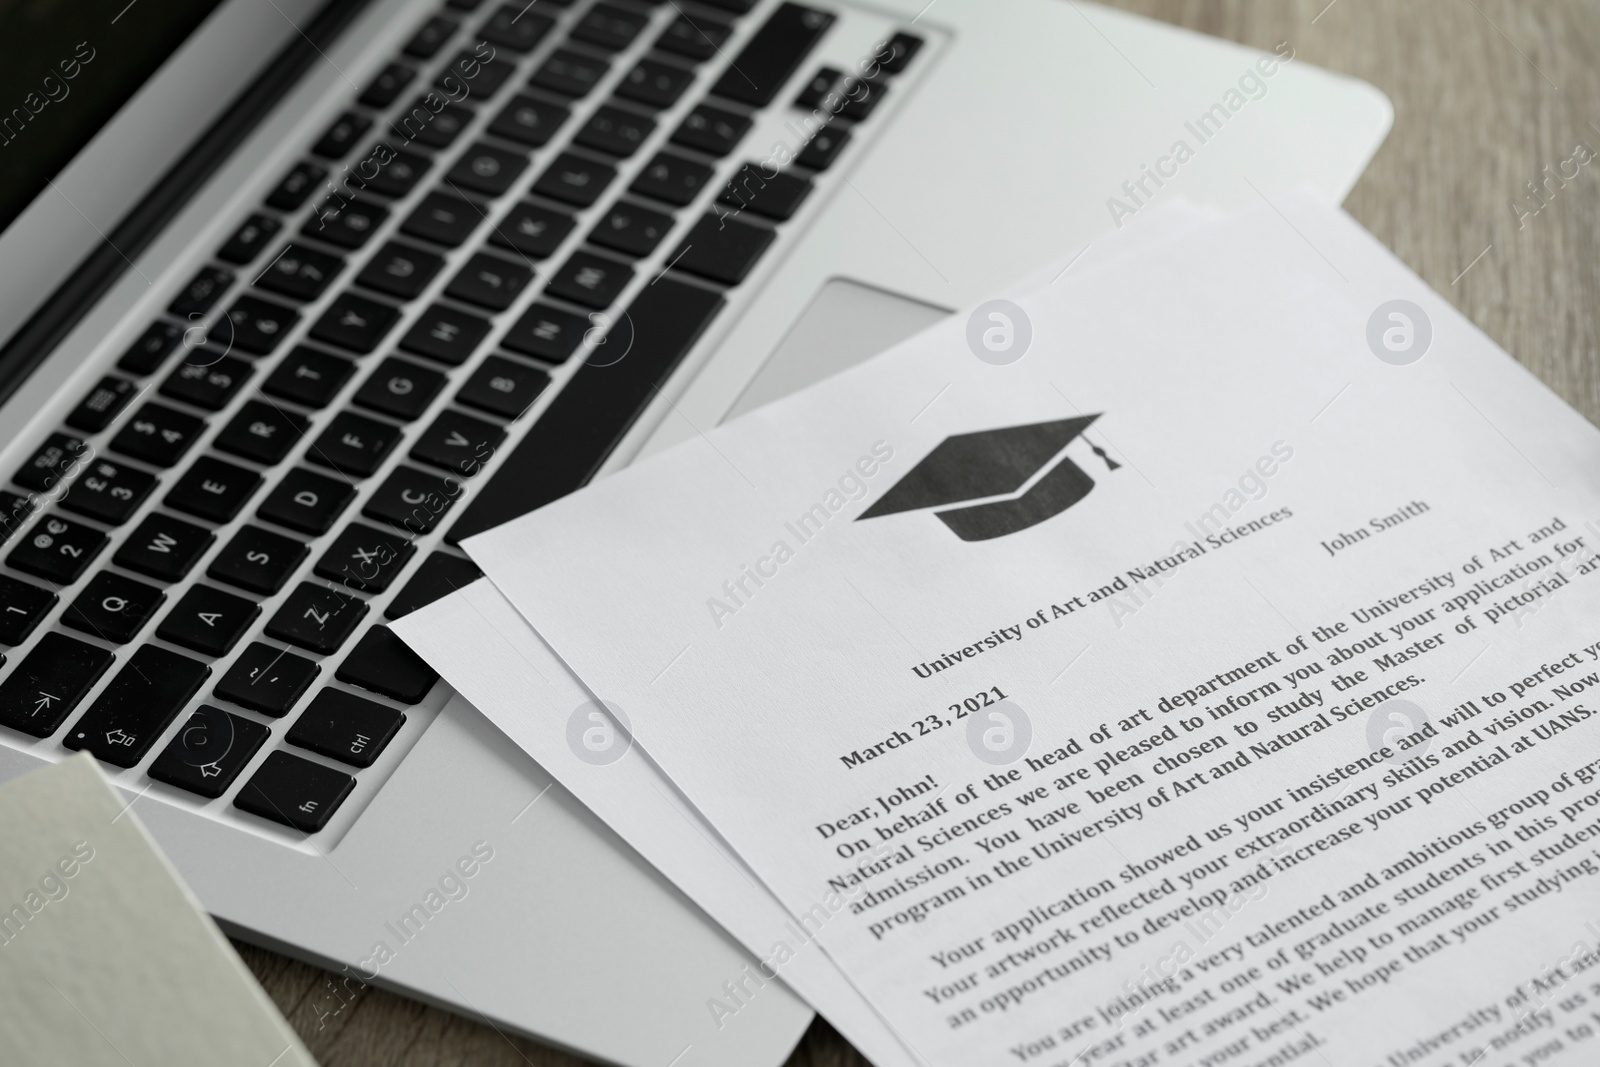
0 0 923 835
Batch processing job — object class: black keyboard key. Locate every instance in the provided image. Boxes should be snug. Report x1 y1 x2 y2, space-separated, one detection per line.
310 293 400 354
261 347 353 409
489 95 569 148
110 403 204 466
364 467 462 534
360 62 417 108
399 304 490 366
215 643 319 717
575 104 656 158
0 575 55 645
500 303 590 362
451 277 723 539
533 152 615 207
166 457 263 523
490 202 574 258
878 32 924 74
713 3 834 107
169 266 235 319
307 412 401 477
361 149 431 199
838 76 886 121
15 433 87 492
66 377 138 433
62 571 164 644
386 552 481 619
796 124 849 169
266 162 327 211
303 197 389 249
658 12 732 61
447 143 527 197
478 4 555 52
156 585 260 657
315 523 415 592
355 241 444 300
235 751 355 832
438 50 515 100
353 357 447 421
671 213 775 285
8 515 106 583
794 66 839 109
0 492 31 543
60 459 156 525
148 706 270 799
617 60 695 109
631 151 714 206
457 356 548 418
338 626 438 703
412 411 505 476
265 582 368 654
258 469 354 534
393 98 472 149
313 112 373 159
574 3 647 50
288 689 404 769
217 296 300 356
209 526 307 595
218 214 283 264
589 200 673 257
443 252 531 310
255 243 344 302
159 353 251 410
113 513 213 582
214 401 309 465
118 321 184 375
701 0 756 11
401 192 483 248
404 15 458 58
64 645 210 767
0 633 113 737
531 50 609 98
672 104 751 157
719 163 812 220
547 250 633 308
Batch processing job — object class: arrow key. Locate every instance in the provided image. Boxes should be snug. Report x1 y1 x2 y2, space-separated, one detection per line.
148 705 270 799
64 645 210 767
0 633 113 738
156 585 261 657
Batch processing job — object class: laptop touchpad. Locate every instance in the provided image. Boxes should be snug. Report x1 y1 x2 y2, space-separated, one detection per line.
724 278 950 421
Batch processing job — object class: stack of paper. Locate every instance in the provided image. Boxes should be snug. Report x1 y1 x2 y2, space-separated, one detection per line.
396 197 1600 1067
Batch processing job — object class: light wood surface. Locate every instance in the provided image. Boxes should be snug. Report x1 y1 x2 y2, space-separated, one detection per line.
238 1 1600 1062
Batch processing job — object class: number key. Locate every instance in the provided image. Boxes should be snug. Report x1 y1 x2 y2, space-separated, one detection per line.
60 459 157 525
110 403 205 467
0 574 56 646
8 515 107 584
159 354 251 411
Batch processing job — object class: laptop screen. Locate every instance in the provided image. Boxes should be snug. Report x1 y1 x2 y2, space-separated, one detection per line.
0 0 224 231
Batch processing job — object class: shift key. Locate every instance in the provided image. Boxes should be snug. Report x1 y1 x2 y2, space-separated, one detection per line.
63 646 210 767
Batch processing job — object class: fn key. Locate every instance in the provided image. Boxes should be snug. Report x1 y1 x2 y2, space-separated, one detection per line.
235 751 355 832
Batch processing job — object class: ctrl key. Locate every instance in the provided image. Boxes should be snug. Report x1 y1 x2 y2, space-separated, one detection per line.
0 633 114 738
235 751 355 832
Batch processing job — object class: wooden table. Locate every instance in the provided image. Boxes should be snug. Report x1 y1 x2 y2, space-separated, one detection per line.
239 1 1600 1062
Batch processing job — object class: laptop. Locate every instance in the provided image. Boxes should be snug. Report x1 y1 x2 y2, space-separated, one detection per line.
0 0 1391 1063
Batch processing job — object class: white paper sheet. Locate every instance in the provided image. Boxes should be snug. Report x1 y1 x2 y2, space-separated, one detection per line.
463 199 1600 1066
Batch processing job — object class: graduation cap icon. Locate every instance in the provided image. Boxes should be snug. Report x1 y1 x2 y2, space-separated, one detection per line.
857 415 1119 541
